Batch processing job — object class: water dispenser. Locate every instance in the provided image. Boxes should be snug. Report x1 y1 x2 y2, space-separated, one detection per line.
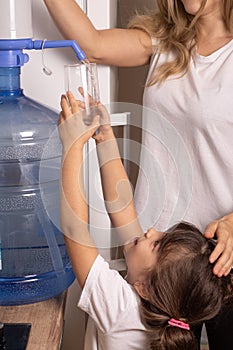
0 0 87 305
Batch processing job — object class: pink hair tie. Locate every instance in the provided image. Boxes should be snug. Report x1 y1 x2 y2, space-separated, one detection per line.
168 318 190 331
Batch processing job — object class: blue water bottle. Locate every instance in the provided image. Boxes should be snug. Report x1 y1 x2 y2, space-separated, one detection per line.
0 39 86 305
0 64 74 305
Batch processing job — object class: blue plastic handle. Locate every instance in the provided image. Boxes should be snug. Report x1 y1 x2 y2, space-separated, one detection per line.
33 40 87 62
0 39 87 67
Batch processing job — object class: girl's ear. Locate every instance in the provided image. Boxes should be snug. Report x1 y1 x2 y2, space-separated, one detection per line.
133 281 149 300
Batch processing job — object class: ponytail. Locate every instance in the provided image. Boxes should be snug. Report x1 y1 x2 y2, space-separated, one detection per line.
159 323 197 350
141 300 198 350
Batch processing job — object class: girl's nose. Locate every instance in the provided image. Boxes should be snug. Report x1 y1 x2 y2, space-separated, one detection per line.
145 227 164 239
144 229 153 239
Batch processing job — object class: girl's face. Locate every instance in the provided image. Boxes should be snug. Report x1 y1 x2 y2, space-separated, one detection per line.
180 0 221 16
124 228 164 285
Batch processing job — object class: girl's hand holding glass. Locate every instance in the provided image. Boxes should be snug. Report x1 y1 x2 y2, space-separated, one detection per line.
58 92 100 155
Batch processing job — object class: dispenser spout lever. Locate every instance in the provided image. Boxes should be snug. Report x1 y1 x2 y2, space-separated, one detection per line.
33 40 87 62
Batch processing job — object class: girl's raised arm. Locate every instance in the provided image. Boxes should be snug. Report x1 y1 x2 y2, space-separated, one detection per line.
94 106 144 248
59 94 99 288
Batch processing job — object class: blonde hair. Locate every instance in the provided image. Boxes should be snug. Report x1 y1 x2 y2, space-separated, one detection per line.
128 0 233 85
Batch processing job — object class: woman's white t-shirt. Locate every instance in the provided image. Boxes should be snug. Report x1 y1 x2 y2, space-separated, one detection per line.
78 255 148 350
134 39 233 232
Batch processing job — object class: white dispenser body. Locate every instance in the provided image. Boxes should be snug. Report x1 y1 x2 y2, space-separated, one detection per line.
0 0 33 39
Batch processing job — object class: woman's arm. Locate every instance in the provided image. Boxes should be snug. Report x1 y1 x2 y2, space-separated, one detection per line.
59 93 99 288
44 0 152 66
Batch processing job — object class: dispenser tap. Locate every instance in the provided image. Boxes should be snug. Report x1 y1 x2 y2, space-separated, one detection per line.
0 39 87 68
32 40 87 63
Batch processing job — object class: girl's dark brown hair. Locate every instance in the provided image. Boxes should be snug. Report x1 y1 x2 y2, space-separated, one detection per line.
140 222 233 350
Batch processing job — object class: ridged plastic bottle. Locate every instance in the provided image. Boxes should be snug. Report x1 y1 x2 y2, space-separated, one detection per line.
0 67 75 305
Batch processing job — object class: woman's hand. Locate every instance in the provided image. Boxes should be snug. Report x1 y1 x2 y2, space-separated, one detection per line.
58 91 100 154
204 213 233 277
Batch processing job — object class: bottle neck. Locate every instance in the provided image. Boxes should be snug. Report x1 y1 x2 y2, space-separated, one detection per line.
0 67 23 96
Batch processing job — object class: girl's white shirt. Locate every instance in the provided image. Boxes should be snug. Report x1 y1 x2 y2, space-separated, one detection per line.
134 39 233 232
78 255 148 350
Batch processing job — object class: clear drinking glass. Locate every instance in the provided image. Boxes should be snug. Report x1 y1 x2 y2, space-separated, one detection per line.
64 62 100 125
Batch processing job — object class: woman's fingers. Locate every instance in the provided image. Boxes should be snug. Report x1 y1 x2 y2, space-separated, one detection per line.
205 214 233 277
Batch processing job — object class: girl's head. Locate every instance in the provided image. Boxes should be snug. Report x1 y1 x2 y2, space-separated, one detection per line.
128 222 233 350
124 227 164 285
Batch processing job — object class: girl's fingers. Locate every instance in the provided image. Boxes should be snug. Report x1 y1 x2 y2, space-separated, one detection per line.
60 92 83 120
66 91 81 114
77 100 86 109
60 91 102 133
78 86 94 105
60 94 71 119
57 111 64 126
78 86 84 97
89 115 100 135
